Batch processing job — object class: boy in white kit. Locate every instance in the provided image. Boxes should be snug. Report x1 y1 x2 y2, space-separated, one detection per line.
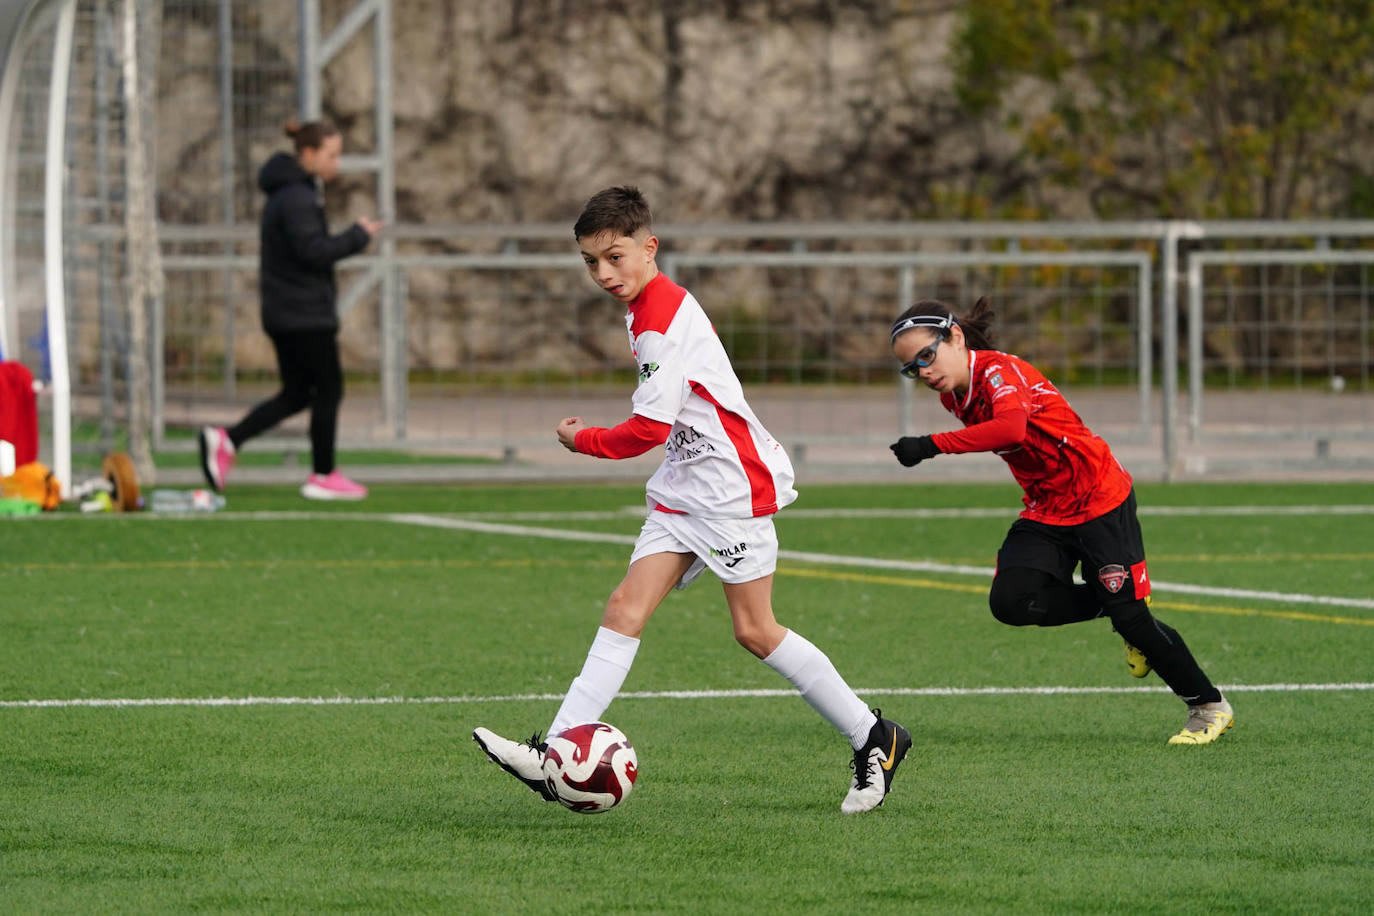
473 187 910 813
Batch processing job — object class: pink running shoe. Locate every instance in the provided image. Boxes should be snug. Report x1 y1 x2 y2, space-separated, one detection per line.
301 470 368 501
199 426 236 492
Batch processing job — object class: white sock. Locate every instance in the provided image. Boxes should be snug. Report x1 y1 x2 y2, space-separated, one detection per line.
547 626 641 737
763 630 877 749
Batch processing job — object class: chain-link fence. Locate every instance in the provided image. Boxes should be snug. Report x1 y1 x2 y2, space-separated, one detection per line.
3 1 1372 488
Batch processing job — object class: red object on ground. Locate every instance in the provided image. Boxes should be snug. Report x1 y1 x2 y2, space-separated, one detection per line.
0 361 39 465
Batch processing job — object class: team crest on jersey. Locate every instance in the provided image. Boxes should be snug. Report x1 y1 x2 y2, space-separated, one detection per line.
639 361 660 381
988 372 1003 388
1098 564 1128 594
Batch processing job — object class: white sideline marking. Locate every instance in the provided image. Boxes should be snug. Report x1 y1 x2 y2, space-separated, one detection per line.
311 504 1374 521
3 682 1371 709
385 514 1374 611
412 505 1374 520
36 503 1374 524
793 505 1374 518
30 507 1374 610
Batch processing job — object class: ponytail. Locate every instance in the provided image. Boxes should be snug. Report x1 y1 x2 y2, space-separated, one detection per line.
960 296 995 350
891 296 996 350
283 119 338 154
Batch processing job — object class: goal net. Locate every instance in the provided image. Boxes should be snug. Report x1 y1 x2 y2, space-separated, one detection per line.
0 0 162 497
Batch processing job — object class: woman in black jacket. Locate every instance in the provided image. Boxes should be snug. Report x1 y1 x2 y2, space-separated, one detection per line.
200 120 381 500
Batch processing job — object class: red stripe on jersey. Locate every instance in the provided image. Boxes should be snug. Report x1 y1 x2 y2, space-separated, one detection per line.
689 380 778 516
627 273 688 337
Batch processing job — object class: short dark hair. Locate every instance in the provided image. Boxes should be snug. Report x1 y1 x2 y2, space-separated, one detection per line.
573 186 652 241
284 119 338 154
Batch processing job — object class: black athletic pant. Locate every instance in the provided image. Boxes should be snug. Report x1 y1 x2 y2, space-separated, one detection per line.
227 329 342 475
987 492 1222 706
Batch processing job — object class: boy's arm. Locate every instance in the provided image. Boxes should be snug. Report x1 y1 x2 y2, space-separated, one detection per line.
570 414 672 459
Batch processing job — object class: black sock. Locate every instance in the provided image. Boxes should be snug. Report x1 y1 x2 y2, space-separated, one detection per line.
1110 602 1222 704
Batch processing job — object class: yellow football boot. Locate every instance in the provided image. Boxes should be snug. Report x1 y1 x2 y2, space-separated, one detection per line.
1168 698 1234 745
1125 642 1152 678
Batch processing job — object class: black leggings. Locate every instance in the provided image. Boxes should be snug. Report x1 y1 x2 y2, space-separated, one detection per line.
228 330 342 475
989 566 1222 705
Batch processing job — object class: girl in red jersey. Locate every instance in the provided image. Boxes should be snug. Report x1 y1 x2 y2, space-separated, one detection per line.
888 297 1233 745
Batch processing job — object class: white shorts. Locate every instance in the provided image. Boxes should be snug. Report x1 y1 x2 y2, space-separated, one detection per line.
629 511 779 589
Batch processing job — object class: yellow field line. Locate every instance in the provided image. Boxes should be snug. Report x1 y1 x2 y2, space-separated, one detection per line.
827 553 1374 566
1150 553 1374 563
781 566 989 596
778 566 1374 627
12 555 1370 627
1146 599 1374 628
869 553 1374 565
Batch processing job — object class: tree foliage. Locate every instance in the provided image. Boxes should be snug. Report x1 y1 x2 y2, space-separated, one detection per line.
953 0 1374 218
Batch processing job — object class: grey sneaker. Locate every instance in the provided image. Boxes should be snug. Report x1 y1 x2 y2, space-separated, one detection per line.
1167 697 1234 745
473 727 556 800
841 709 912 814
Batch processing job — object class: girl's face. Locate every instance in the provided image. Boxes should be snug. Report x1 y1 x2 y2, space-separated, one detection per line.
893 325 970 395
299 134 343 182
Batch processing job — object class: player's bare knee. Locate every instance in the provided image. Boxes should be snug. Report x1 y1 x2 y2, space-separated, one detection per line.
732 621 778 658
601 589 649 637
731 619 761 653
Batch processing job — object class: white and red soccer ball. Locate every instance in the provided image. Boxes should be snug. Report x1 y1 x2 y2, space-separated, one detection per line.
542 722 637 814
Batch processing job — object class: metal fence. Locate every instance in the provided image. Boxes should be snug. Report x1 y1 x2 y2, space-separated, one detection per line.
4 1 1372 484
137 222 1374 481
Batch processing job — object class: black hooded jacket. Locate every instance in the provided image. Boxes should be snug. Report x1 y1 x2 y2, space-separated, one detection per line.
257 152 371 334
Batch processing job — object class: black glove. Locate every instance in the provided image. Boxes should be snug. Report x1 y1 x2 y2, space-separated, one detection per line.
889 435 940 468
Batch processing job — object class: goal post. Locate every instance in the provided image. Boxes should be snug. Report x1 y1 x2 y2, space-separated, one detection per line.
0 0 76 496
0 0 162 498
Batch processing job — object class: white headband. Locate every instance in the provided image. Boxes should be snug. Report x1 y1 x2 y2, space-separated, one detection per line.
890 313 955 344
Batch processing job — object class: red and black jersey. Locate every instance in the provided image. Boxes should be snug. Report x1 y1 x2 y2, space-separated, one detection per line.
931 349 1132 526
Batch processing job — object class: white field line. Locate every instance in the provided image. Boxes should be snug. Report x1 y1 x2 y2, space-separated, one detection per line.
4 682 1372 709
26 507 1374 610
283 503 1374 521
33 503 1374 524
385 514 1374 611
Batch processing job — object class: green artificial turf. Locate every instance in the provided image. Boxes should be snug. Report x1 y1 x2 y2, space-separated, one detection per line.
2 481 1370 913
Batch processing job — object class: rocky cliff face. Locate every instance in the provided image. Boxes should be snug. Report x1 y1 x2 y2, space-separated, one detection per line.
148 1 1078 378
372 1 981 223
135 3 1374 383
160 1 1040 230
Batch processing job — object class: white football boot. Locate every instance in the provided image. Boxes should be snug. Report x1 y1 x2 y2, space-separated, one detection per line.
472 727 556 801
841 709 913 814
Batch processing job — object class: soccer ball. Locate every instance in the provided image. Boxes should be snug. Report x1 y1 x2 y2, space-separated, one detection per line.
542 722 637 814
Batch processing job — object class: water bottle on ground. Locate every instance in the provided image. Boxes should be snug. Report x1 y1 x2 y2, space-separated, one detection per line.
148 488 226 513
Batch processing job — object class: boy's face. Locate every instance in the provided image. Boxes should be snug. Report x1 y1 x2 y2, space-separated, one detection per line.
579 229 659 303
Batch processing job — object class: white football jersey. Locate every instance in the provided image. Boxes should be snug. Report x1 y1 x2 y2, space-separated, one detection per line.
627 273 797 519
